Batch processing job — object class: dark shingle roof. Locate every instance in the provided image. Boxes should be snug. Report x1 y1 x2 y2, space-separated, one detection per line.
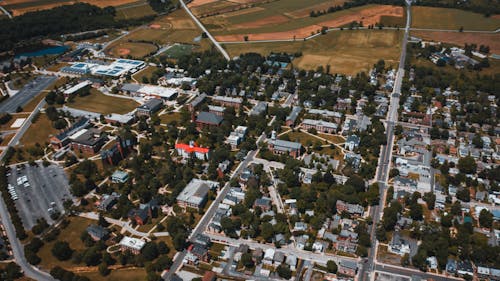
196 111 223 125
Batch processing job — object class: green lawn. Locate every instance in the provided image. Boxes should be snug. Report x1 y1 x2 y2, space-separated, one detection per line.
411 6 500 31
19 113 58 147
67 89 139 115
163 44 195 59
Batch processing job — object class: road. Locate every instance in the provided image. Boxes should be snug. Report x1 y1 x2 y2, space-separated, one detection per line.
361 1 411 281
0 5 12 18
0 75 55 113
179 0 230 61
162 149 258 280
78 212 170 237
373 263 462 281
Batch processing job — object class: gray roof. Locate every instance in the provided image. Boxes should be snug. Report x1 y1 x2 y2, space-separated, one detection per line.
340 260 358 270
286 106 302 123
196 111 223 125
273 139 302 151
138 98 163 111
121 83 142 92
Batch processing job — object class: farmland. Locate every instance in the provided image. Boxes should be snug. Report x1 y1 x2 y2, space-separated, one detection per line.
1 0 143 16
114 0 156 20
411 30 500 53
224 29 403 75
411 6 500 31
200 3 404 41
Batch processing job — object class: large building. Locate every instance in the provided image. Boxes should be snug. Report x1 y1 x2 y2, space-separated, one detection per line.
286 106 302 127
212 96 242 109
175 141 210 160
119 236 145 255
63 80 91 98
62 59 145 77
268 132 302 158
302 119 338 134
121 83 178 101
176 179 219 210
196 111 223 130
69 128 106 155
50 117 90 149
136 98 163 117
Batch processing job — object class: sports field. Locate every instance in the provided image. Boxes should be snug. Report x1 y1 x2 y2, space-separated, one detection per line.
2 0 142 16
411 30 500 53
107 41 157 58
202 4 404 41
411 6 500 31
114 0 156 20
224 30 403 75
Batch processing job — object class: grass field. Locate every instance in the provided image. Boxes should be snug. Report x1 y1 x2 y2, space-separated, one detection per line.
224 29 403 75
159 112 181 124
132 65 160 82
67 88 139 114
411 30 500 53
283 131 327 147
114 0 156 20
37 217 95 270
411 6 500 31
163 44 195 59
19 113 58 147
80 268 147 281
107 41 157 58
202 4 404 41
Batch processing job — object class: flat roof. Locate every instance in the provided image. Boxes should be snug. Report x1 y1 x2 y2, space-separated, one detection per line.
119 236 145 251
176 179 218 206
63 80 92 95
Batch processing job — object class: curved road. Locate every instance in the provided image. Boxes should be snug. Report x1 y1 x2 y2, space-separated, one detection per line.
179 0 230 60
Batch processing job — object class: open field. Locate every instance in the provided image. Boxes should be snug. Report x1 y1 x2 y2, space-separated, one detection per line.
411 30 500 54
80 268 147 281
67 88 139 114
2 0 143 16
163 44 195 59
107 41 157 58
411 6 500 31
132 65 160 82
19 113 58 147
107 9 212 55
224 29 403 75
202 4 404 41
114 0 156 20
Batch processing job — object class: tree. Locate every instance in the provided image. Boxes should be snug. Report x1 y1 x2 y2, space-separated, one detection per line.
479 209 493 228
276 264 292 279
142 242 159 261
241 252 254 268
51 241 73 261
422 192 436 210
4 262 22 281
98 263 110 276
458 156 477 174
326 260 338 273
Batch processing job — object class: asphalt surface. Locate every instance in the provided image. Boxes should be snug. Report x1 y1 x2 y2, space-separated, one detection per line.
162 149 258 280
361 2 411 281
0 75 56 114
374 264 461 281
7 163 72 230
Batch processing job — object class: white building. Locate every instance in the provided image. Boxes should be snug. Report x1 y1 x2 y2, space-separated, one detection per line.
119 236 145 254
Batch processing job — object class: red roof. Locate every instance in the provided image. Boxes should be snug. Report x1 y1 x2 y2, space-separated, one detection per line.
175 143 210 154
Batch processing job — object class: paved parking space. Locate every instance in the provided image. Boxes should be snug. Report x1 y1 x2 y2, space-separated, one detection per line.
7 163 72 230
0 75 56 113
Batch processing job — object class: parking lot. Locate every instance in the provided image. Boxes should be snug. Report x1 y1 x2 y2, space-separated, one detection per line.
7 162 72 230
0 75 56 113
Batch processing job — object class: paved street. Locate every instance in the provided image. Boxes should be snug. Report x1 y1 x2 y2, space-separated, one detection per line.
162 149 258 280
0 75 55 113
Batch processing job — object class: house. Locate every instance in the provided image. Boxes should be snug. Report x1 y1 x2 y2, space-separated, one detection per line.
286 106 302 126
446 259 457 274
457 260 473 276
273 251 285 266
293 222 308 232
98 192 120 211
128 199 158 225
263 248 275 265
196 111 223 130
338 260 357 277
336 200 364 216
227 126 248 149
175 141 210 160
111 170 129 183
189 243 209 263
176 178 219 210
254 197 272 211
389 232 411 256
70 128 106 155
136 98 163 117
86 224 109 241
286 255 298 271
202 271 216 281
212 96 242 109
193 234 211 248
268 131 302 158
119 236 145 255
345 135 360 151
427 256 438 270
302 119 338 134
249 101 268 116
253 248 263 263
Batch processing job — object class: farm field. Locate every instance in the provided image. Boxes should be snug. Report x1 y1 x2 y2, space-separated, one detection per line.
114 0 156 20
67 88 139 114
202 3 404 41
411 6 500 31
2 0 143 16
224 30 403 75
411 30 500 53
